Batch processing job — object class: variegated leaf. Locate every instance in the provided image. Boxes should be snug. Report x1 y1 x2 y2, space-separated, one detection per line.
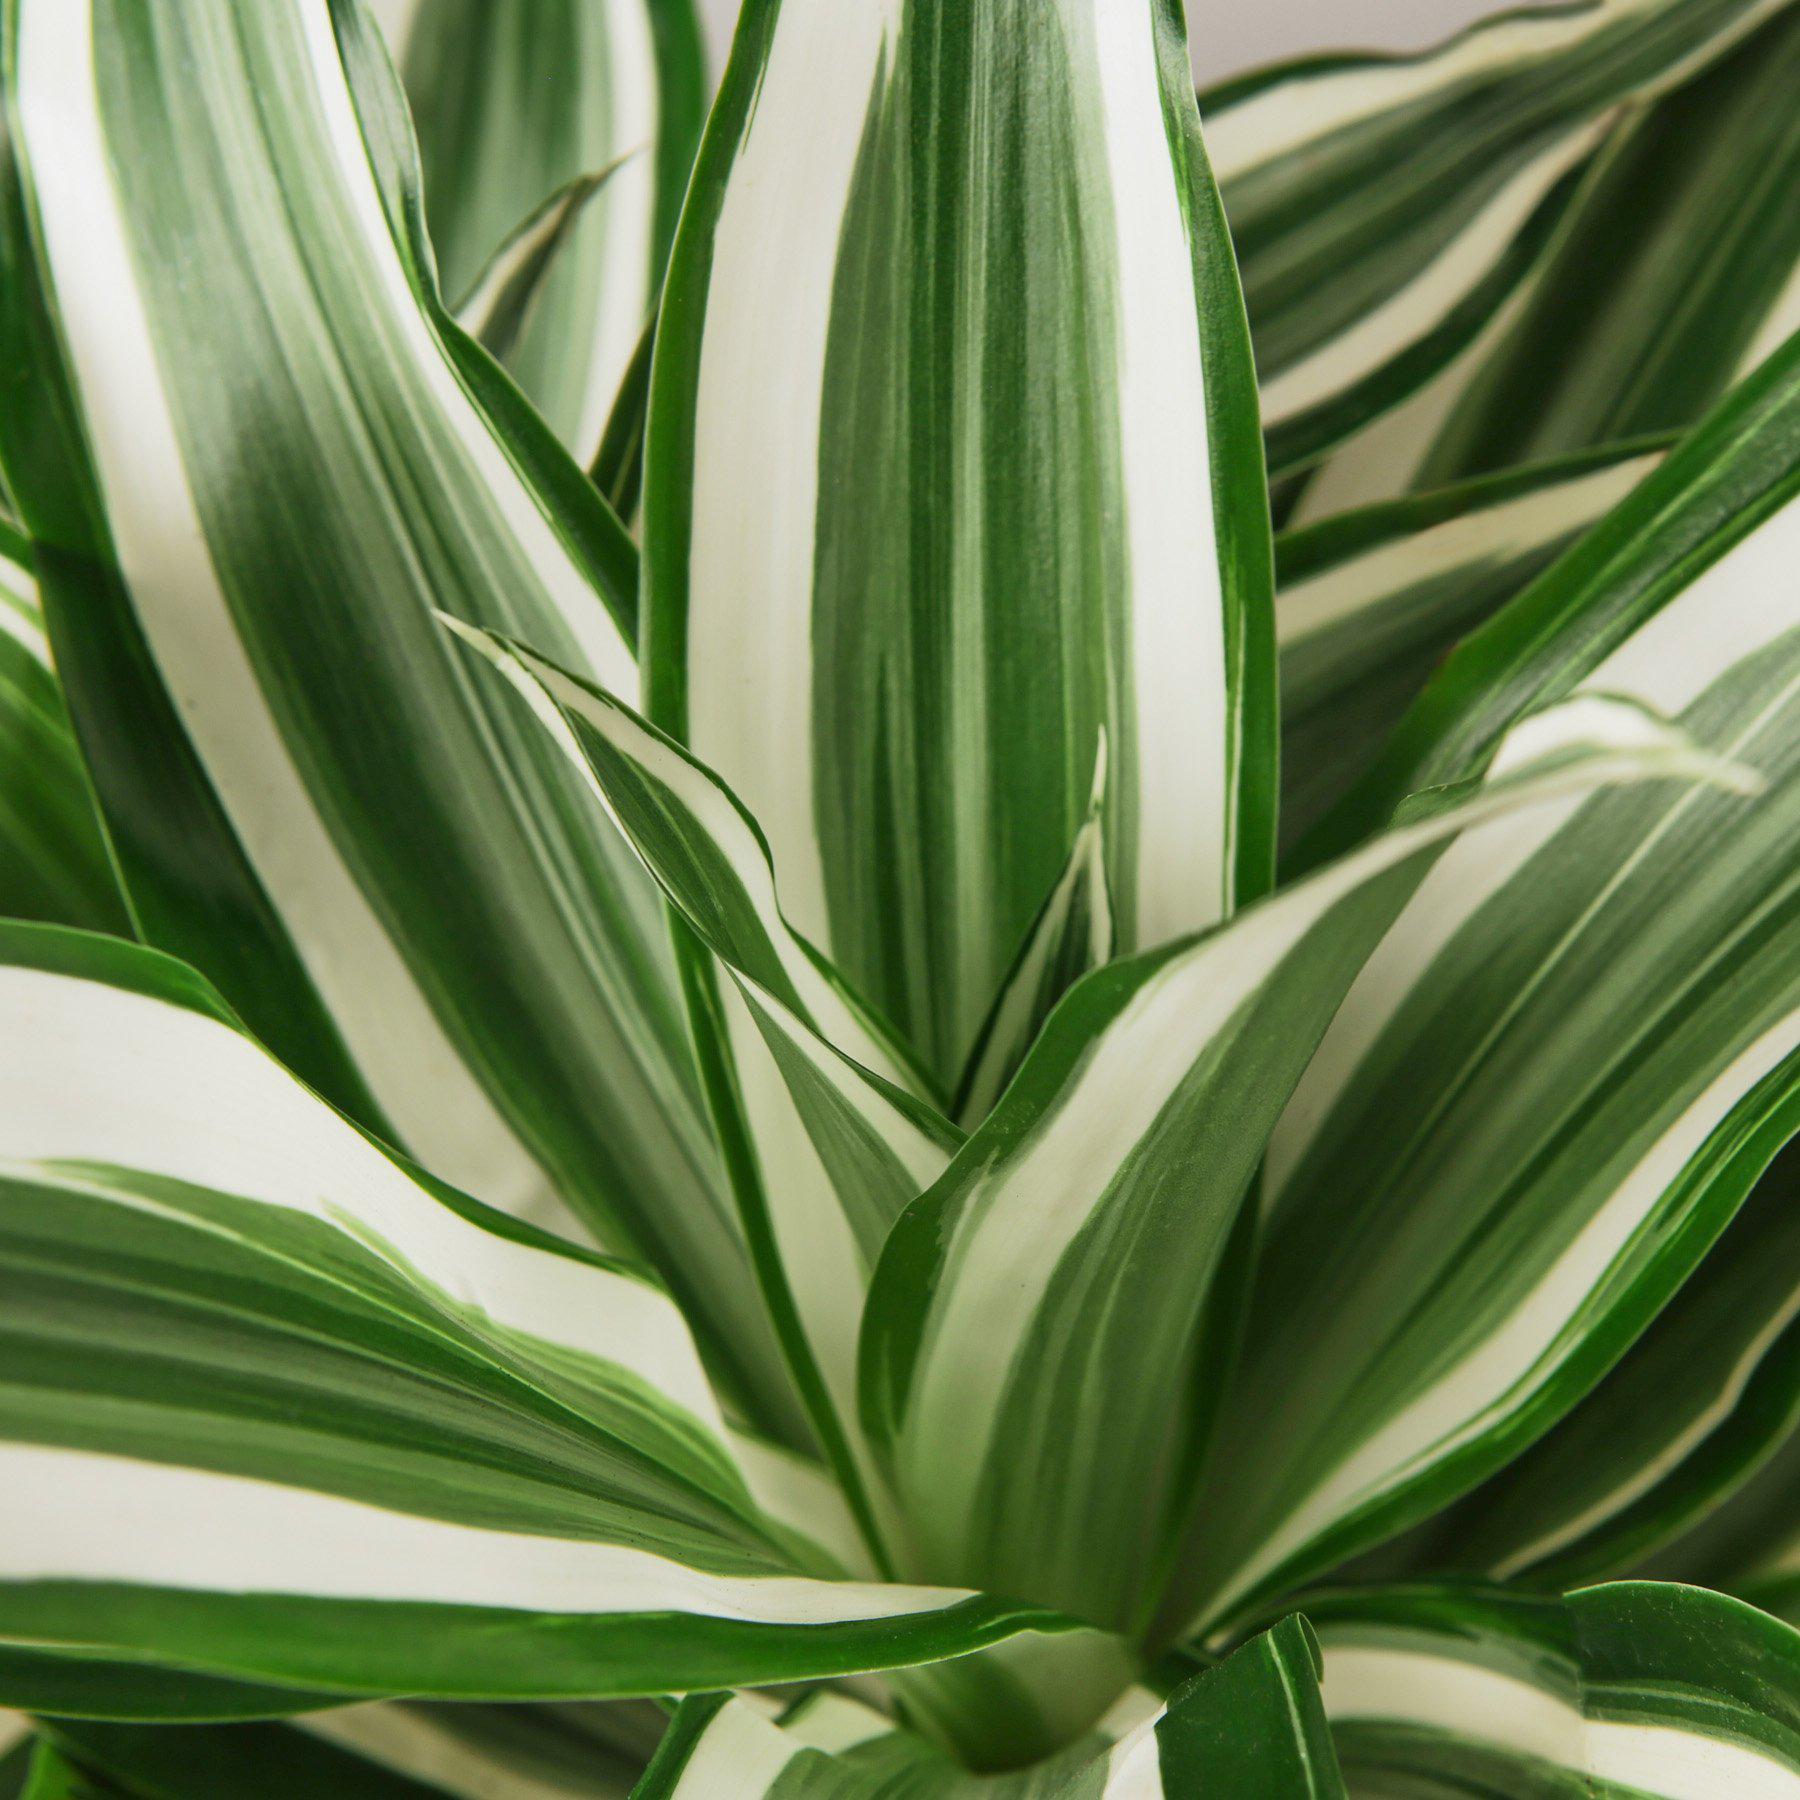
0 922 1072 1710
380 0 704 466
1206 0 1787 479
0 0 800 1438
1315 1582 1800 1798
645 0 1275 1092
1173 332 1800 1642
1278 436 1669 855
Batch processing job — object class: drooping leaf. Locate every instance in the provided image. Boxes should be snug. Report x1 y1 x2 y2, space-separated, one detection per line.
0 0 801 1439
1174 333 1800 1643
1204 0 1786 480
1293 0 1800 519
632 1615 1342 1797
385 0 705 466
0 526 126 935
859 691 1740 1633
645 0 1275 1091
1314 1581 1800 1797
1277 436 1669 853
0 921 1072 1710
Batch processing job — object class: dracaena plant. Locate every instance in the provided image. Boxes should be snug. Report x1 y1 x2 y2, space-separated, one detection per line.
6 0 1800 1793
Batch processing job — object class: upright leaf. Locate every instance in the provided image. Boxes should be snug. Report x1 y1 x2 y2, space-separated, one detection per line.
0 0 799 1436
0 526 125 933
1176 335 1800 1641
645 0 1274 1090
385 0 705 466
1205 0 1788 479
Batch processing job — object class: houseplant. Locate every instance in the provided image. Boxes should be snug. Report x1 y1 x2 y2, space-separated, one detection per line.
3 0 1800 1790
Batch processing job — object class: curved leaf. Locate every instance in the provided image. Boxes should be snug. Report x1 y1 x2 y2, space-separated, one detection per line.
1277 436 1668 852
0 526 124 934
1206 0 1786 477
0 0 800 1436
0 922 1070 1710
1176 334 1800 1640
860 693 1737 1632
1315 1581 1800 1797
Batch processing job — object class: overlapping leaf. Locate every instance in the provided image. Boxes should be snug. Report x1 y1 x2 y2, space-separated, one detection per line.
859 691 1738 1633
1315 1581 1800 1796
1294 0 1800 518
0 921 1075 1711
0 527 123 935
646 0 1275 1093
1204 0 1787 479
1416 0 1800 486
1172 333 1800 1641
380 0 704 465
0 0 800 1435
633 1616 1340 1797
1277 436 1668 852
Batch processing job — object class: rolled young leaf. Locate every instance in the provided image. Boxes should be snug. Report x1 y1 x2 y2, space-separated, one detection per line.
859 690 1741 1633
1178 332 1800 1641
384 0 705 466
0 525 125 934
1205 0 1789 479
1314 1581 1800 1797
1277 436 1669 854
0 0 801 1437
644 0 1275 1091
0 921 1072 1710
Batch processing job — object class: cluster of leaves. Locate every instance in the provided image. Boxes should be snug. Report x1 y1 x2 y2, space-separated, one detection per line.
3 0 1800 1792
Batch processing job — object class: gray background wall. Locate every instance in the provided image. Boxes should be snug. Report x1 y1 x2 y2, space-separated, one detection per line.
696 0 1513 84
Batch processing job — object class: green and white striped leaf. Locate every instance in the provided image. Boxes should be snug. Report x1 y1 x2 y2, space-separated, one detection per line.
633 1615 1341 1798
0 526 125 935
39 1703 672 1800
1314 1581 1800 1797
859 691 1737 1633
951 744 1114 1129
380 0 705 466
0 0 805 1435
0 921 1072 1709
453 623 963 1559
1277 436 1669 854
1293 0 1800 521
1205 0 1787 479
1412 1 1800 488
1393 1140 1800 1591
1174 333 1800 1642
645 0 1275 1091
